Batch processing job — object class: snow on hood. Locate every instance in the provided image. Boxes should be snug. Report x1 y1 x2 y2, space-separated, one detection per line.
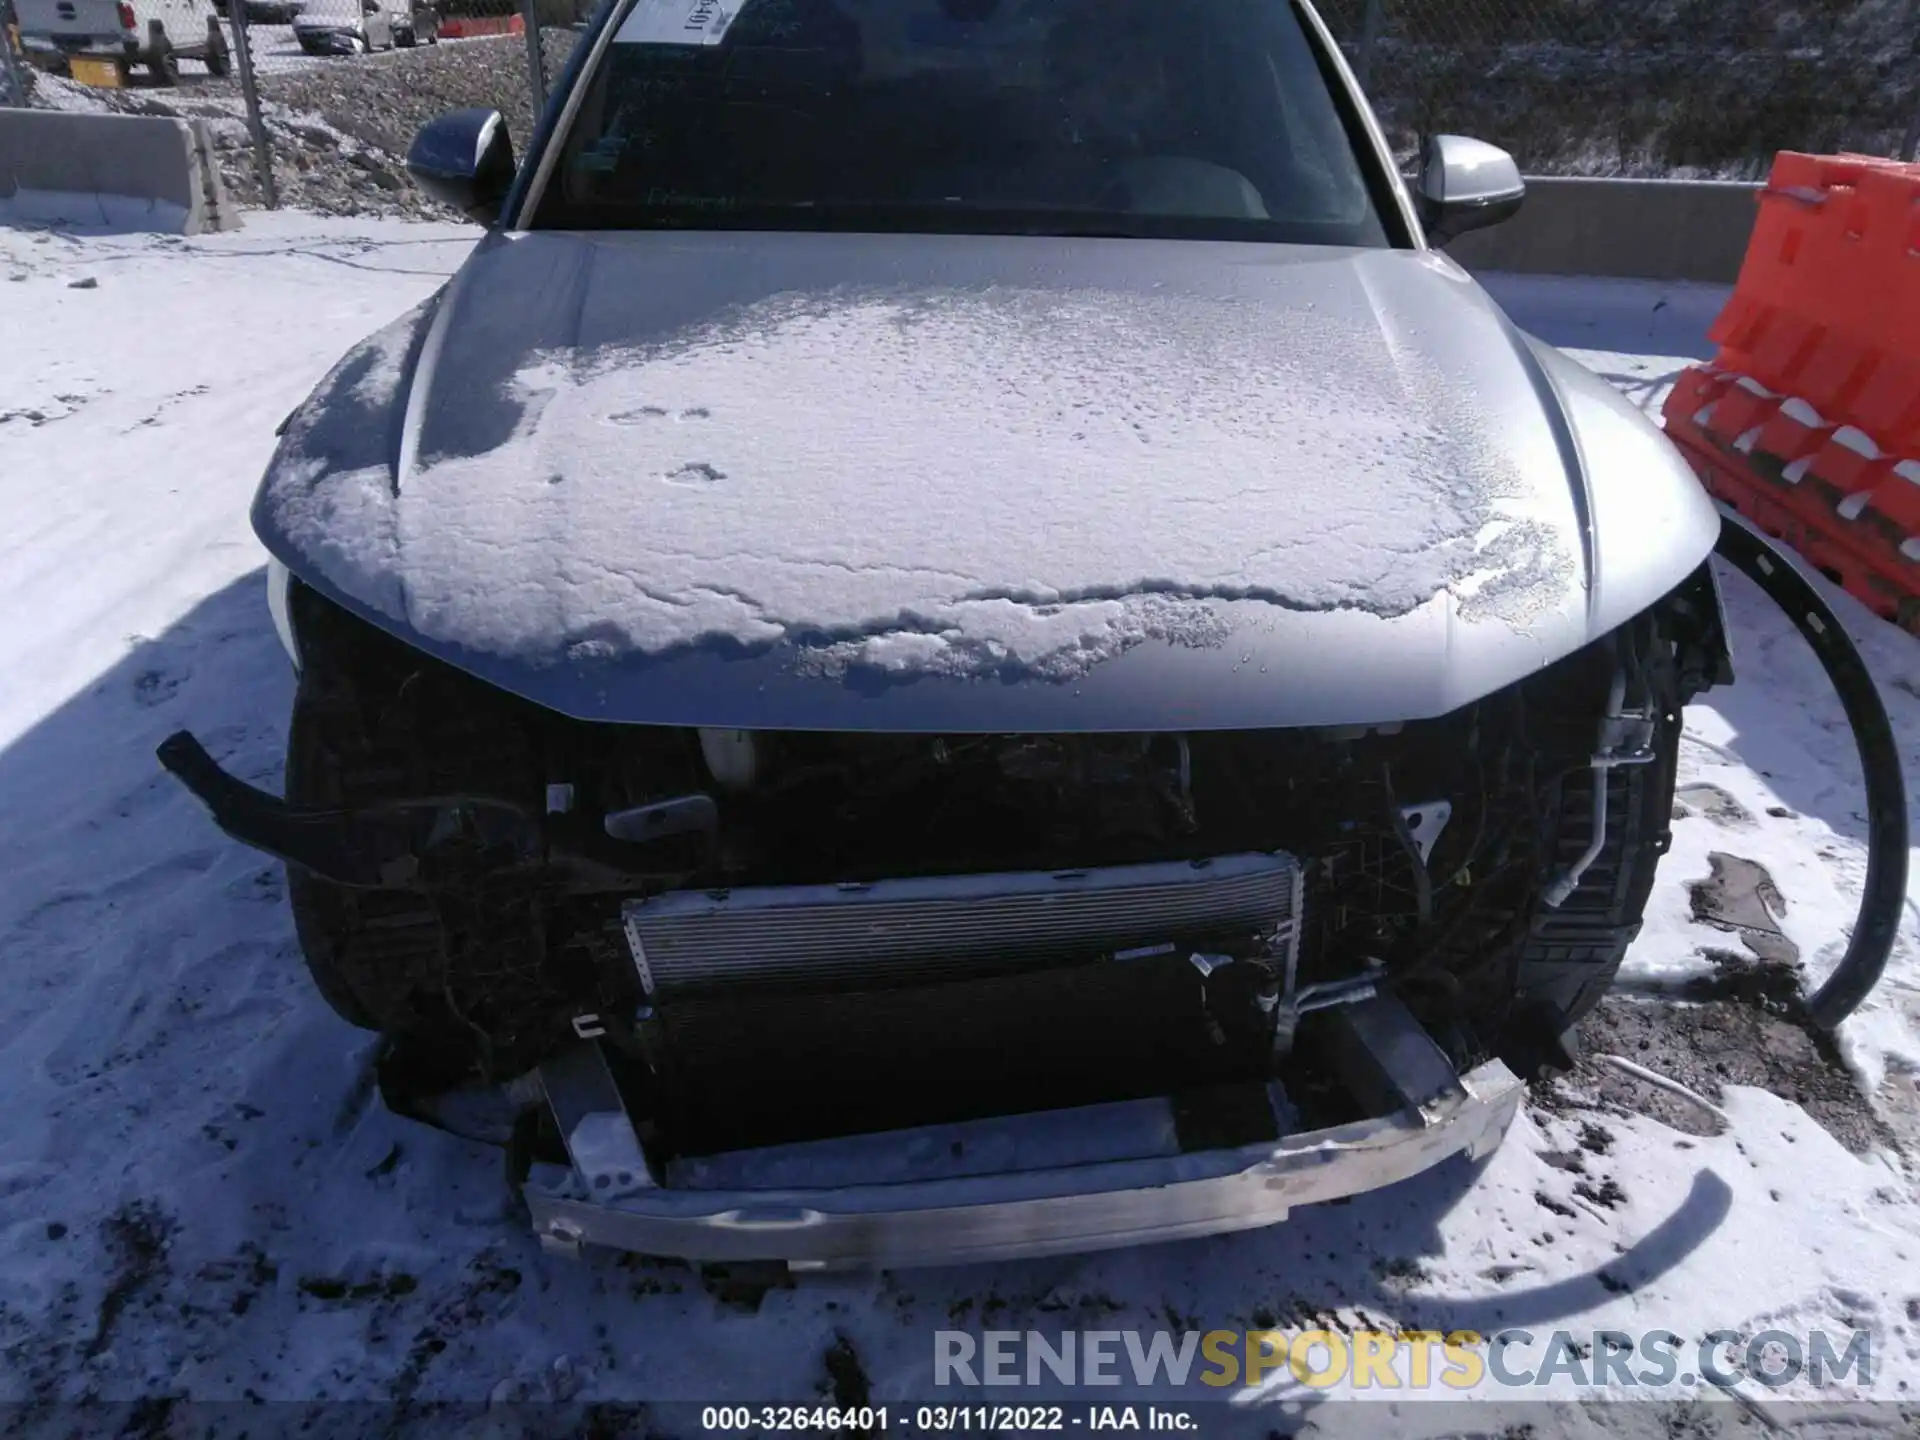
255 229 1722 727
259 231 1582 684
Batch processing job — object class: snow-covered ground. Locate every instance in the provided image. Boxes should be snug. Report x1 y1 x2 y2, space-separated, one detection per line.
1 216 1918 1433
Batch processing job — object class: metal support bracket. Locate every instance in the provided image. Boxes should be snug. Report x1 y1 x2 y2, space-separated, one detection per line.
539 1040 657 1230
1398 800 1453 865
1319 992 1463 1119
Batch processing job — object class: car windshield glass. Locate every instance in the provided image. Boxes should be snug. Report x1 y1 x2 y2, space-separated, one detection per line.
534 0 1391 245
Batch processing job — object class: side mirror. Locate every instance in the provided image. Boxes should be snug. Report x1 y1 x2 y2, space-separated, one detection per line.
1416 135 1525 246
407 109 515 226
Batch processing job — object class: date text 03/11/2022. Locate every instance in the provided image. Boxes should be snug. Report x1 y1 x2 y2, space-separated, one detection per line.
699 1406 1200 1432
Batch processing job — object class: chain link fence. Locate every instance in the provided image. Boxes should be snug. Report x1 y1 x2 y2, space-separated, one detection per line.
1 0 582 214
4 0 1917 209
3 0 37 106
212 0 586 210
1320 0 1920 173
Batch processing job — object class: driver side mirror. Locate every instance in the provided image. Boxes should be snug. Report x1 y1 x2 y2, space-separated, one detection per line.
407 108 515 227
1416 135 1525 246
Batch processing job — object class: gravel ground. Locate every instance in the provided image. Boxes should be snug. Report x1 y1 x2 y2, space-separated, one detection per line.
1556 986 1897 1157
262 30 579 182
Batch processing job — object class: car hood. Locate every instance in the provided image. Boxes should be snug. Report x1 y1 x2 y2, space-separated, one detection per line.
254 229 1718 732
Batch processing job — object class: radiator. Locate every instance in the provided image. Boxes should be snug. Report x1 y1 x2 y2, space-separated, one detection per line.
620 851 1304 999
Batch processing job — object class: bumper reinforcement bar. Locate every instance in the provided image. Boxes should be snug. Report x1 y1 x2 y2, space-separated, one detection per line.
520 994 1524 1270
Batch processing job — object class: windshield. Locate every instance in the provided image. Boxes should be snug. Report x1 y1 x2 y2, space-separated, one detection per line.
532 0 1393 245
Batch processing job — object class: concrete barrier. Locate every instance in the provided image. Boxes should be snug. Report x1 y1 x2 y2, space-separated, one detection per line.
1445 176 1760 284
0 109 236 236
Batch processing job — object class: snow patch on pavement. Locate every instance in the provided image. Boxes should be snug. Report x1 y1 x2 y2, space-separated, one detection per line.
0 213 477 747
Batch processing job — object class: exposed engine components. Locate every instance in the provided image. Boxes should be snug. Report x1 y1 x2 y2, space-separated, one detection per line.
603 792 720 847
698 728 761 791
1542 649 1661 908
1269 968 1386 1059
159 574 1753 1133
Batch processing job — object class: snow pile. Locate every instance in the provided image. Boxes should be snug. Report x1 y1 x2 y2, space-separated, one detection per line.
267 281 1567 679
16 71 114 114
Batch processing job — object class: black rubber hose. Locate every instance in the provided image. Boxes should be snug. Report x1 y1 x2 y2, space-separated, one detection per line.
1711 510 1908 1030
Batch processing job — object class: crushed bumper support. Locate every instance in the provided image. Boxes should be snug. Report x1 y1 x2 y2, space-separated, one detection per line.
154 729 706 893
520 994 1524 1270
155 730 541 889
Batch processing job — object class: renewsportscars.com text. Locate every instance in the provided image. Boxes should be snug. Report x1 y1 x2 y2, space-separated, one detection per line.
934 1327 1874 1392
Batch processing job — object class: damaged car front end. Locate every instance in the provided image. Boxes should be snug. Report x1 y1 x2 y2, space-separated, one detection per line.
159 0 1743 1267
161 560 1730 1266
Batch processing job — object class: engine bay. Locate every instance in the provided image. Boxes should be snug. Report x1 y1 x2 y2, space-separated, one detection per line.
152 576 1736 1164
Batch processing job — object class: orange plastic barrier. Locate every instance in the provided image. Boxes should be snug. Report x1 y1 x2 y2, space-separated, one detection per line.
437 15 526 39
1661 151 1920 630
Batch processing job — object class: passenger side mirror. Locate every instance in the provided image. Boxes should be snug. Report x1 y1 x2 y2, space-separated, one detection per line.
1416 135 1525 246
407 108 515 226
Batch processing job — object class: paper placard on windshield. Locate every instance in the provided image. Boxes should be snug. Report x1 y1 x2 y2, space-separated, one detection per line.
614 0 747 46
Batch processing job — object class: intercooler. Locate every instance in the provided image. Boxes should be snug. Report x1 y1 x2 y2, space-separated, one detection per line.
618 853 1305 1154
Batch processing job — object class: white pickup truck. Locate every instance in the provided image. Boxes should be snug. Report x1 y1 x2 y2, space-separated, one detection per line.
14 0 230 85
